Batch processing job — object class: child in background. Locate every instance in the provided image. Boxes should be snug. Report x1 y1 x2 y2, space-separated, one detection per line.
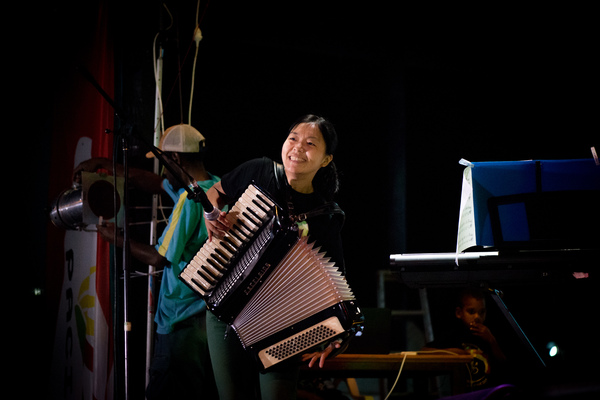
423 288 507 388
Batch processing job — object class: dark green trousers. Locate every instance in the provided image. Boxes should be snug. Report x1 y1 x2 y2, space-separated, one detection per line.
206 311 299 400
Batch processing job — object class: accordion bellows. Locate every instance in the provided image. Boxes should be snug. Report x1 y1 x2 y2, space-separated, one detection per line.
233 237 356 368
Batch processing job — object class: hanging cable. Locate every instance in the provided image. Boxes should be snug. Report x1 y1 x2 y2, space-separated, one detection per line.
383 353 408 400
153 2 173 137
382 350 469 399
188 0 203 124
157 0 210 127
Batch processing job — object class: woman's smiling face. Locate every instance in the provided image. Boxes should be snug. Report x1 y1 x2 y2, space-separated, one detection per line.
281 122 333 186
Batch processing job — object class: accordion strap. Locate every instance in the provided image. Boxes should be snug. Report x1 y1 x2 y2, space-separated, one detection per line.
273 161 345 223
273 161 286 192
293 202 345 222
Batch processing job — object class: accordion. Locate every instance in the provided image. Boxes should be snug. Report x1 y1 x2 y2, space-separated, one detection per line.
179 184 363 370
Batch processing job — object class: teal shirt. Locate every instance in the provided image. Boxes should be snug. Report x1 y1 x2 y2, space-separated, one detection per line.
155 174 220 334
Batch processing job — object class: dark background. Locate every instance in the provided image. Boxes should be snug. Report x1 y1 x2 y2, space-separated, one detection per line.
25 0 598 398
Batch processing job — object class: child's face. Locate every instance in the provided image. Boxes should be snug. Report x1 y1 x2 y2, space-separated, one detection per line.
455 296 487 327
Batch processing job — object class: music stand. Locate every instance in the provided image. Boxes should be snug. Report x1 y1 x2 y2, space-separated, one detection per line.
487 288 546 368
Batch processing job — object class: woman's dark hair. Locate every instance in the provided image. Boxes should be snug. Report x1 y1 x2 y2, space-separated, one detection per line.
288 114 340 200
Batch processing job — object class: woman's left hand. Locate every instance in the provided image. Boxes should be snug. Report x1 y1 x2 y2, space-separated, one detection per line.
301 341 342 368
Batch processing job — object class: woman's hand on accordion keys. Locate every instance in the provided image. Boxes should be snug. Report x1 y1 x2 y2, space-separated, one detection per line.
301 340 342 368
205 210 230 242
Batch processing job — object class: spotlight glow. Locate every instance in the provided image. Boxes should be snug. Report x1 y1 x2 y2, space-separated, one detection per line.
547 341 559 357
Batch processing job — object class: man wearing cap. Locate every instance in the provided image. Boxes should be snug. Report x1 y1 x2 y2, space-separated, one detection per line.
73 124 220 399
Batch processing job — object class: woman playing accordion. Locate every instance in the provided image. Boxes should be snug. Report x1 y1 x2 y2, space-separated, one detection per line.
199 115 361 400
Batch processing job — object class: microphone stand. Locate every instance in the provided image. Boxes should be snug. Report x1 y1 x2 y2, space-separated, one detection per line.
78 67 215 400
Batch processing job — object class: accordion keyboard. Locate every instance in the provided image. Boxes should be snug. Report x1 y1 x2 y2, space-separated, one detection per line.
180 184 279 297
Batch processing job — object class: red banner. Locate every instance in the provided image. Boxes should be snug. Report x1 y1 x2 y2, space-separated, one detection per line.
46 3 115 399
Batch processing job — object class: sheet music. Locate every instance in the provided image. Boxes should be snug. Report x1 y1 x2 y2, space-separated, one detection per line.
456 164 476 254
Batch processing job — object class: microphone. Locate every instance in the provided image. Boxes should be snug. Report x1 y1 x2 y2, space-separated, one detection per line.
204 207 221 221
186 181 220 221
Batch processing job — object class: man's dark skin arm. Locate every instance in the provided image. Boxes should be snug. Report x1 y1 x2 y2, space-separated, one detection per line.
97 223 169 269
73 157 169 269
73 157 164 194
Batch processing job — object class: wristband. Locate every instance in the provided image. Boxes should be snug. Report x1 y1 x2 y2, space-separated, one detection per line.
204 207 221 221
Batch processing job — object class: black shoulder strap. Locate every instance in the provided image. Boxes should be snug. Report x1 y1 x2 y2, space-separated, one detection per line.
273 161 285 192
295 202 345 222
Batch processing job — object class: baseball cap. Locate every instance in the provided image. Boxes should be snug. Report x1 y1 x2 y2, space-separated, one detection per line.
146 124 206 158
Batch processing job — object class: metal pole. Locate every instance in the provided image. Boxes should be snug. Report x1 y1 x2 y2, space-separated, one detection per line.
145 43 164 392
122 135 132 400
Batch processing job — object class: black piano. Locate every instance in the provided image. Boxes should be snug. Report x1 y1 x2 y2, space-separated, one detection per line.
392 159 599 288
390 248 597 289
